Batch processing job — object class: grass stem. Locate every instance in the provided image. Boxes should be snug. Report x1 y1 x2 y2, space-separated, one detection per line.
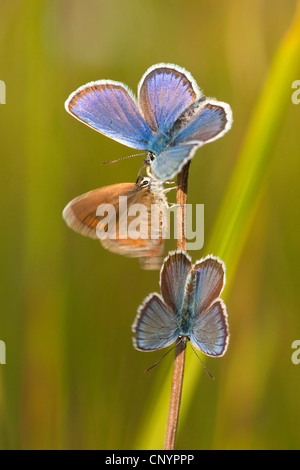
163 162 190 450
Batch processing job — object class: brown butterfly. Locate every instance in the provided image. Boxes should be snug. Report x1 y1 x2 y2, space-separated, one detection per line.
62 177 169 269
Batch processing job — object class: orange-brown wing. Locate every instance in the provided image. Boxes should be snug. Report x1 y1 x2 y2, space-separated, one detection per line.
63 183 165 269
100 186 165 270
62 183 138 239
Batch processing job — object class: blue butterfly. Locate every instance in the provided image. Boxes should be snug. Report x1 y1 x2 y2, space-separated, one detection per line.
65 63 233 181
132 250 229 357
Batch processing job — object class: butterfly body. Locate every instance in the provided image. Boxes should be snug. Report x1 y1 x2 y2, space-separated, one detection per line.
65 63 233 181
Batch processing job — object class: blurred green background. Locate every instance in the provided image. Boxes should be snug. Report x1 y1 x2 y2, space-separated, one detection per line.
0 0 299 450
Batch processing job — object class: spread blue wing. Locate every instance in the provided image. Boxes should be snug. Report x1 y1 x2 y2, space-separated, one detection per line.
150 100 232 180
138 64 200 134
190 300 229 356
150 143 197 181
65 81 153 150
132 293 178 351
160 250 192 314
174 101 232 145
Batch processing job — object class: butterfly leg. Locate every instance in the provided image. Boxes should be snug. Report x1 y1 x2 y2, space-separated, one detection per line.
165 202 180 209
163 186 177 193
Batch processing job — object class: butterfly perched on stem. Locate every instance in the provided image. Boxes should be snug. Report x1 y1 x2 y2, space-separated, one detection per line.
132 250 229 356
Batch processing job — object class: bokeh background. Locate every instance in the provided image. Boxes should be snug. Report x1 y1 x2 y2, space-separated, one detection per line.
0 0 299 450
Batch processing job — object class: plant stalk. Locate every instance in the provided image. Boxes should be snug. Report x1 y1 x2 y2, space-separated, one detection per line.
163 161 190 450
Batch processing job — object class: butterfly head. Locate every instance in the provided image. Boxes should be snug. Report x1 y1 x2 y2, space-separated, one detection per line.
137 176 151 188
178 334 190 345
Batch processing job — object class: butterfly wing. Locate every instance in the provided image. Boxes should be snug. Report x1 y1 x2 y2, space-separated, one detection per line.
62 183 137 239
150 99 232 181
62 183 164 269
65 81 153 150
150 143 197 181
100 185 165 269
192 255 226 313
190 299 229 356
160 250 192 313
132 293 178 351
188 255 228 356
138 64 200 134
174 100 232 145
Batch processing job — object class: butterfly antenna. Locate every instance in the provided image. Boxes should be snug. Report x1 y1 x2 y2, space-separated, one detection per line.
102 152 146 165
144 339 185 373
188 343 215 380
